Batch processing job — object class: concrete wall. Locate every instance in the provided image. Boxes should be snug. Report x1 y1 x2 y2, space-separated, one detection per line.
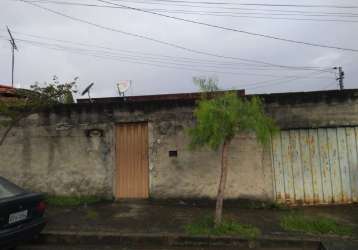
0 113 115 197
149 111 273 200
1 89 358 201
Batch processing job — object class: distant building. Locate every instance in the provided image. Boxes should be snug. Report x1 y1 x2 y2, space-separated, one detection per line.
0 84 16 99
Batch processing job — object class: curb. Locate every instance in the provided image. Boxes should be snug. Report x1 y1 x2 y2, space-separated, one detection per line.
33 231 322 248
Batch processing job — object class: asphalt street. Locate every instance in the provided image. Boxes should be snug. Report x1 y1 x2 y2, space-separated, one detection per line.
17 245 313 250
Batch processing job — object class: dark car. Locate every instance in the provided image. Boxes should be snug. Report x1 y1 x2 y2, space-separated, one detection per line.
0 177 46 249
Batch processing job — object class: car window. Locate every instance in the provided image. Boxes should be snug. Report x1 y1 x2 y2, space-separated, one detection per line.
0 177 25 199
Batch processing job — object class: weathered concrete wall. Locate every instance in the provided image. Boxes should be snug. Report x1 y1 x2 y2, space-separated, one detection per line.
1 89 358 201
149 117 273 200
262 90 358 129
0 112 114 197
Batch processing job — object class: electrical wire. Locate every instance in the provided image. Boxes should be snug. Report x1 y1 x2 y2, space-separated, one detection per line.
18 1 358 17
0 36 334 82
96 0 358 52
106 0 358 9
322 80 339 90
19 0 336 71
16 1 358 23
244 70 329 90
0 37 314 77
0 29 333 73
0 36 334 92
0 37 292 77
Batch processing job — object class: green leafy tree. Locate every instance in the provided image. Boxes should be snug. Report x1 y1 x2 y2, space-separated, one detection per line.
189 77 278 226
0 76 78 146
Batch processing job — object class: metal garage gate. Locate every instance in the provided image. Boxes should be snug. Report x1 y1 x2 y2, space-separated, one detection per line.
271 127 358 205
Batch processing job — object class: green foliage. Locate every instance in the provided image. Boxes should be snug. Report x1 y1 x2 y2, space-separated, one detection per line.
0 76 78 145
85 209 99 220
193 76 220 92
185 216 260 239
0 76 77 122
45 195 102 207
280 213 353 236
189 91 278 150
30 75 77 105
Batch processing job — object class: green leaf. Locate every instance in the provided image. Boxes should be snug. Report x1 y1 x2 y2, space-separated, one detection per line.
189 88 278 151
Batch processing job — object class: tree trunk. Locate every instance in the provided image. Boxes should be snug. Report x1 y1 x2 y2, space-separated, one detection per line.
214 139 230 226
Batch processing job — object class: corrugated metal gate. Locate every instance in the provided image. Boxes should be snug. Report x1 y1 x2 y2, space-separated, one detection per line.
271 127 358 205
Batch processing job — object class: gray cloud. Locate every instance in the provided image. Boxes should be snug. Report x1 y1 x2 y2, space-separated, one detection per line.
0 0 357 98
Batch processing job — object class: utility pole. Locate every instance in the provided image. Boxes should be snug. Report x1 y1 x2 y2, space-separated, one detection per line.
7 26 18 87
333 66 345 90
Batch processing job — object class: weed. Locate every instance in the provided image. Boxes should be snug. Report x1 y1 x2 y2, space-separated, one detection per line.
46 195 102 207
185 216 260 239
85 209 99 220
280 213 353 236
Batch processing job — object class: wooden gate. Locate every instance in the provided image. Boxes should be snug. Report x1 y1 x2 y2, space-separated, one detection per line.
115 123 149 199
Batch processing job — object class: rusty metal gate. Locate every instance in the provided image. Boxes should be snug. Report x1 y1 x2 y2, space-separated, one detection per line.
271 127 358 205
115 123 149 199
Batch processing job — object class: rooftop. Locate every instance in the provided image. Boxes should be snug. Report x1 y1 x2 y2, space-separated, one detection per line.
77 90 246 104
0 84 16 96
76 88 358 106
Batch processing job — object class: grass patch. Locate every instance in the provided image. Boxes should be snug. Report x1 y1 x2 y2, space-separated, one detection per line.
46 195 102 207
85 209 99 220
280 213 353 237
185 216 260 239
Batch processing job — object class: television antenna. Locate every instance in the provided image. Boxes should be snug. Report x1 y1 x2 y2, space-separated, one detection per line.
7 26 18 87
81 82 94 102
117 80 131 97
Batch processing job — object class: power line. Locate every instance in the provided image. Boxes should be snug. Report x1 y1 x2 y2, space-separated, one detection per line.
97 0 358 52
109 0 358 9
224 3 358 9
0 36 316 76
0 37 294 78
244 70 329 90
0 36 333 92
0 30 290 69
18 1 358 17
18 0 358 51
0 36 333 82
19 0 334 71
22 0 358 16
0 41 332 94
322 80 338 90
0 29 332 72
17 1 358 23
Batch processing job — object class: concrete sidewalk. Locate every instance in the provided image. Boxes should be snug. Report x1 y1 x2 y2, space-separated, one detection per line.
44 200 358 240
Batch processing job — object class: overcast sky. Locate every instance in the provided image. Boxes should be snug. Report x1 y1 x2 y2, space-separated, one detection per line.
0 0 357 99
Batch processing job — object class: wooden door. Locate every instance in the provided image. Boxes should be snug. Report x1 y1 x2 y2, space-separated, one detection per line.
115 123 149 199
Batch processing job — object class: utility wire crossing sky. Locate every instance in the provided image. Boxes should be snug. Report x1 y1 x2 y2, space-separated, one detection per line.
0 0 357 97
